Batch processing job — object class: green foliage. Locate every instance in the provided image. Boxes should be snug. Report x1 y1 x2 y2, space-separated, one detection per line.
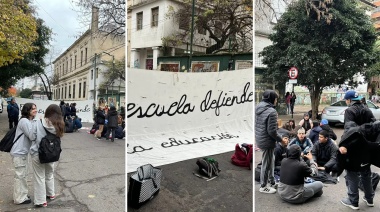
0 0 38 67
260 0 378 116
0 18 52 88
19 88 32 98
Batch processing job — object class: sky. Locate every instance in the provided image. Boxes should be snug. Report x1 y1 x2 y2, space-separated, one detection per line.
18 0 88 89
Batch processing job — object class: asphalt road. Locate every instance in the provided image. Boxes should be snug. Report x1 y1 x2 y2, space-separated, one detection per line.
254 113 380 212
0 111 125 211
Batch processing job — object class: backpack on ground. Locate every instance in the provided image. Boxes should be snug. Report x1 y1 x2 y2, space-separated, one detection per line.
231 143 253 169
65 117 74 133
359 172 380 191
0 127 23 152
38 125 62 164
195 157 221 180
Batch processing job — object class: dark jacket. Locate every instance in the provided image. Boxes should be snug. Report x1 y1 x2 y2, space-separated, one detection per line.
106 110 118 128
278 145 318 203
308 126 322 144
7 103 19 118
70 106 77 117
344 101 375 127
274 142 287 167
95 109 106 125
312 139 338 170
337 121 371 172
288 137 313 155
255 101 281 149
320 125 337 140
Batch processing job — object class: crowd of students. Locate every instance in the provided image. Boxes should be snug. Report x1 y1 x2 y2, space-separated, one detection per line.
256 89 379 210
89 105 125 141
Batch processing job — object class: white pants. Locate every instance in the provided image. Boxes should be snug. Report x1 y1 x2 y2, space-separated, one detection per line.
13 155 29 204
31 154 55 205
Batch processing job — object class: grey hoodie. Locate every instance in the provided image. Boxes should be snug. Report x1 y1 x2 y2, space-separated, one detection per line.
30 118 57 156
10 118 37 157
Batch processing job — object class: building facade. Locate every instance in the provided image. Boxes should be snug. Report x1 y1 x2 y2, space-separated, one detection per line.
52 7 125 106
129 0 211 70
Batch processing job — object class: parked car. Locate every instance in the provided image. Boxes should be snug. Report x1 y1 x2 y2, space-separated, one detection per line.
321 100 380 125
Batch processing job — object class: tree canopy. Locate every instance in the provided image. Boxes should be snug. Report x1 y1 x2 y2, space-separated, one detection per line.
164 0 253 54
0 17 52 89
260 0 379 117
0 0 38 67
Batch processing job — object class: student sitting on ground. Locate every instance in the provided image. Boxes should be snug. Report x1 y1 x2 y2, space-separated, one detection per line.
311 130 339 179
278 145 323 204
320 119 337 141
274 134 289 175
308 121 322 145
299 113 313 133
289 127 314 157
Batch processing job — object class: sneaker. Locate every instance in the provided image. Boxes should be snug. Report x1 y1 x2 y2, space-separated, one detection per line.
35 202 47 207
18 198 31 204
270 183 278 189
259 186 276 194
341 198 359 210
46 195 55 200
362 196 374 207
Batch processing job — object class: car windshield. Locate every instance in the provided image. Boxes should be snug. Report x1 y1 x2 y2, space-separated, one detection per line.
331 100 347 106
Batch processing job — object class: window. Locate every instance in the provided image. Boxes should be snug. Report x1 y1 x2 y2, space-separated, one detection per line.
81 51 83 66
61 87 63 99
151 7 159 27
83 82 86 98
73 84 75 99
96 68 99 78
79 83 81 98
91 70 94 80
74 55 77 69
215 21 223 37
62 64 65 74
85 48 88 63
137 12 143 30
66 61 68 72
69 85 71 98
70 58 72 71
65 86 67 99
179 16 189 30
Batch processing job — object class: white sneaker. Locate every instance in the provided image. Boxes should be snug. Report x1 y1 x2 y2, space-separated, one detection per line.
259 186 276 194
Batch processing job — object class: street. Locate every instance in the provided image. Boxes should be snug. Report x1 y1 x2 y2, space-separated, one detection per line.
0 111 125 211
254 109 380 211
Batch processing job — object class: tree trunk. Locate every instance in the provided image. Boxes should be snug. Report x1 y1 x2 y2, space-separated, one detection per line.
38 74 52 100
309 85 321 121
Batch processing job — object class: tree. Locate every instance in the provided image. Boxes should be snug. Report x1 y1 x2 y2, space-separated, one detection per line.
99 58 125 91
164 0 253 54
20 88 32 98
0 0 38 67
74 0 125 36
260 0 378 118
0 18 52 89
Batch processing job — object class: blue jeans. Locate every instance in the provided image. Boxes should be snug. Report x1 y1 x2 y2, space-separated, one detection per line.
345 167 374 204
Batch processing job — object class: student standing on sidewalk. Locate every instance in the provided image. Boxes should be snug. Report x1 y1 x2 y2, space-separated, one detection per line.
30 104 65 207
7 97 20 129
255 90 282 194
339 90 375 210
10 103 37 205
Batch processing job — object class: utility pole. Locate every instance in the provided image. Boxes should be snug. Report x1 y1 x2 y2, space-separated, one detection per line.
94 53 97 103
188 0 195 72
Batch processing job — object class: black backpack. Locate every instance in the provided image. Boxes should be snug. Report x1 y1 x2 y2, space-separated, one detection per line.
0 127 23 152
195 157 221 179
65 118 74 133
38 126 62 164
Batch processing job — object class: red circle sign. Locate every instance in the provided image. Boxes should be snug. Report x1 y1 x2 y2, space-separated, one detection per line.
288 67 298 79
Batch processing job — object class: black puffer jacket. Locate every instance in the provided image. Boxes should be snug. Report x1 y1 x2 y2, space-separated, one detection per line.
106 110 118 128
96 109 106 125
255 101 281 149
344 102 375 127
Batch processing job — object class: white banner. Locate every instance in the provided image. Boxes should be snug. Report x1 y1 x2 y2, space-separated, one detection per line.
127 68 253 173
15 98 94 123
